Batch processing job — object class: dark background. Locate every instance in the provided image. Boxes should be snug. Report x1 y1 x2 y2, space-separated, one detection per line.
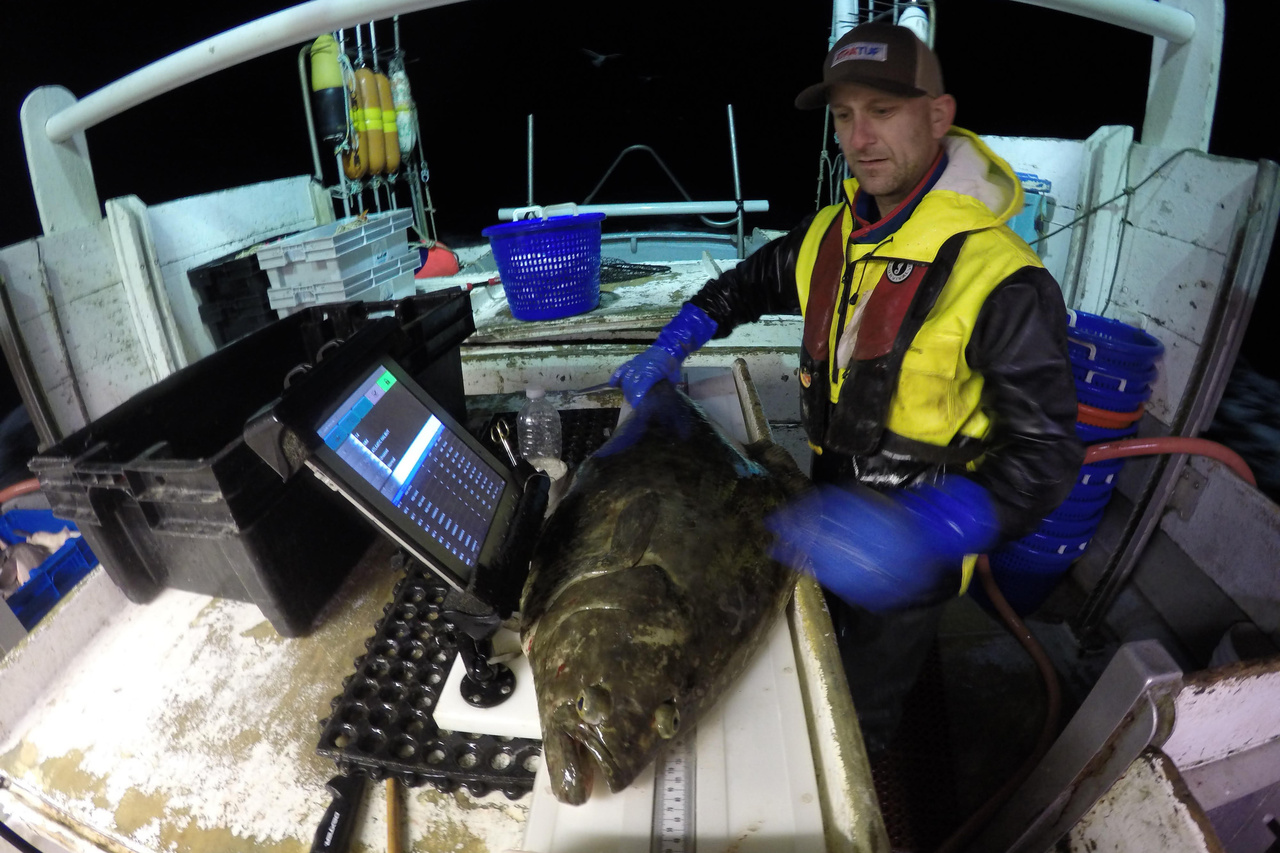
1 0 1276 404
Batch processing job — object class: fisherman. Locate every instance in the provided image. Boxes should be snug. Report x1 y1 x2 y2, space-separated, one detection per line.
610 21 1082 756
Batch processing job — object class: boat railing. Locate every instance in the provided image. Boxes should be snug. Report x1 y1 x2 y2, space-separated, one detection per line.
36 0 1203 146
22 0 1220 238
498 106 769 260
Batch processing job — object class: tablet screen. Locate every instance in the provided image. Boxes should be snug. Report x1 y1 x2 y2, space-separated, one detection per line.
312 362 514 584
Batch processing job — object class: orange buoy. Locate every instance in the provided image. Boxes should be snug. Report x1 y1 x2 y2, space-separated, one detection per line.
415 244 460 278
376 72 400 173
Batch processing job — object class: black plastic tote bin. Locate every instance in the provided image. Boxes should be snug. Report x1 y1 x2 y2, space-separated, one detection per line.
187 249 277 348
28 293 474 637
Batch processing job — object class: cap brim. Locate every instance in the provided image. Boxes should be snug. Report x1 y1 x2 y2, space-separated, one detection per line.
795 82 829 110
794 74 930 110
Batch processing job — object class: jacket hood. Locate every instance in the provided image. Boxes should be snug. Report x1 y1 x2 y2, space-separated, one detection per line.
933 127 1024 224
839 126 1025 258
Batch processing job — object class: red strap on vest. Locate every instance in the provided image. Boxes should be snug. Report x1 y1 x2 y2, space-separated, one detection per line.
852 261 930 360
803 219 847 361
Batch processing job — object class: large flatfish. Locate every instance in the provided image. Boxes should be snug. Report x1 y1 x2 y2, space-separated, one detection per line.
519 380 807 804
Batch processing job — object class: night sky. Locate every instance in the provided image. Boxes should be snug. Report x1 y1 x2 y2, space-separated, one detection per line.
1 0 1276 375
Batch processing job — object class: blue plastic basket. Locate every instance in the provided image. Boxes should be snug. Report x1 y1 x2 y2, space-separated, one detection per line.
1048 489 1113 521
1071 360 1158 393
1079 455 1125 487
482 210 606 321
1067 476 1116 503
1076 420 1139 444
1067 309 1164 371
1038 507 1103 539
977 542 1082 616
1075 377 1153 412
1019 528 1092 556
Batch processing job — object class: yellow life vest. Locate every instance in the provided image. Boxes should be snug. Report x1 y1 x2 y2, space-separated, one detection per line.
793 128 1044 458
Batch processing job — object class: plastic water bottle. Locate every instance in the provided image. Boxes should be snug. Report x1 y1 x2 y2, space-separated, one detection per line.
517 386 562 464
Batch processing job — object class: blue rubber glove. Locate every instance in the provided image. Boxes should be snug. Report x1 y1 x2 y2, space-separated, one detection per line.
610 304 718 407
765 476 1001 612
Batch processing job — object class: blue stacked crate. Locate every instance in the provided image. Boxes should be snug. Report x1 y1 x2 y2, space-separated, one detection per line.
3 506 99 631
981 309 1164 615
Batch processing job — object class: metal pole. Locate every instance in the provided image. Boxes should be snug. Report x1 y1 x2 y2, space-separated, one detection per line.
298 45 324 183
337 153 351 218
497 200 769 219
727 104 745 259
527 114 534 207
368 20 392 212
336 28 352 219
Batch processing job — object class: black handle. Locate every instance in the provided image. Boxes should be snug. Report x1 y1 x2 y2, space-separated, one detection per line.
309 773 368 853
0 819 44 853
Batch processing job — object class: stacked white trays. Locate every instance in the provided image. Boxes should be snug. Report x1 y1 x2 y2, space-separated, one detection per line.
257 209 417 316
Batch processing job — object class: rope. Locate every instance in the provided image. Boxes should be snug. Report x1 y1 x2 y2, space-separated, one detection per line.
1030 147 1199 248
599 257 672 284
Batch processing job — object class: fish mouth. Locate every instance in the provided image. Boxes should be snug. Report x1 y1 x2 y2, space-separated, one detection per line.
546 705 630 801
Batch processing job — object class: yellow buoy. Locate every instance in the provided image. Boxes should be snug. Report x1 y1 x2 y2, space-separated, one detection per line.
353 67 385 175
309 35 346 144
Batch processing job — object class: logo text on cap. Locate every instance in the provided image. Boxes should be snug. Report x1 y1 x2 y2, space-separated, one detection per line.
833 42 888 64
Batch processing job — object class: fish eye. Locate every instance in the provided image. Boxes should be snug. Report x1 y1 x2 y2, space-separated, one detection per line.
575 685 612 725
654 700 681 739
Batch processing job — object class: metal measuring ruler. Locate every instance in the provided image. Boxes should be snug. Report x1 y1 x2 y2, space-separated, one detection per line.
651 731 696 853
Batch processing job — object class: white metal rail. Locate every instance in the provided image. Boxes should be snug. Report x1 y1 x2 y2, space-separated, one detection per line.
1008 0 1196 43
38 0 1206 154
497 202 770 221
42 0 470 144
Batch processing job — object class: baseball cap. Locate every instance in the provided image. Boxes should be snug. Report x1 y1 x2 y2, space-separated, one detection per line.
795 22 944 109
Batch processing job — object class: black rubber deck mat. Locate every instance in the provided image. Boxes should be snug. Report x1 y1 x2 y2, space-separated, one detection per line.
317 553 542 798
318 407 621 798
869 641 963 852
478 406 621 471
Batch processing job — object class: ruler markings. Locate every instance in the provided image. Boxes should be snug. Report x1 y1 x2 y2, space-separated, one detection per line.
651 730 696 853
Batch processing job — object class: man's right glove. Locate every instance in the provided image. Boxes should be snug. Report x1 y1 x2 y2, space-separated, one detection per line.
765 475 1001 612
610 303 717 407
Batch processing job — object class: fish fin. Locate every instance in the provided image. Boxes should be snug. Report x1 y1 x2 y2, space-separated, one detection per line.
610 490 662 568
744 440 811 497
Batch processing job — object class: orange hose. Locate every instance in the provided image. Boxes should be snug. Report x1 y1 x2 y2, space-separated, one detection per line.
1076 401 1144 429
936 435 1256 851
0 478 41 506
934 555 1062 853
1084 437 1256 487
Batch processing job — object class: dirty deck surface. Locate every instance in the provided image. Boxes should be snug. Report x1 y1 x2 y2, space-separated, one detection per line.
0 540 530 853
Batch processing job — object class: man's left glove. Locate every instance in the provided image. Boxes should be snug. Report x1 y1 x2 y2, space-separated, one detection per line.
610 303 718 407
765 476 1001 612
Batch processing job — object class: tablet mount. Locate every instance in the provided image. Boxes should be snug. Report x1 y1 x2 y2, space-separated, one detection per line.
245 311 547 710
443 454 549 708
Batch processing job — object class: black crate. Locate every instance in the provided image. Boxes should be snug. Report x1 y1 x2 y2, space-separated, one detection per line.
187 249 276 348
198 297 277 350
29 293 475 637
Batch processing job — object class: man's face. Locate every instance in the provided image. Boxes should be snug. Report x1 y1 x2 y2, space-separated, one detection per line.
829 82 955 213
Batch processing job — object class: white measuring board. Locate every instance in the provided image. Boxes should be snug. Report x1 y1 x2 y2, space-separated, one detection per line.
516 612 825 853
